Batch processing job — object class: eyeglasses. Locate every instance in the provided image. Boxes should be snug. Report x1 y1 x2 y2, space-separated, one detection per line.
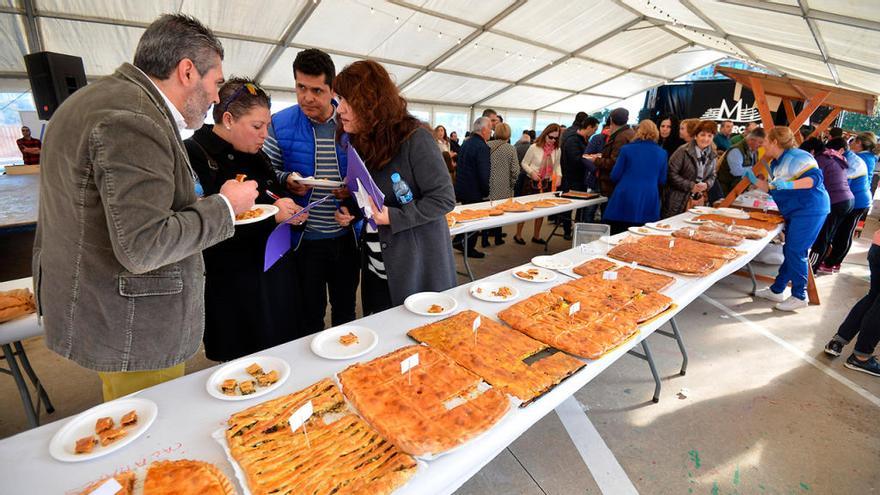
222 82 269 113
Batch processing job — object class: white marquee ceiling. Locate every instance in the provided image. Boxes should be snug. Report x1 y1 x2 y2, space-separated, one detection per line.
0 0 877 115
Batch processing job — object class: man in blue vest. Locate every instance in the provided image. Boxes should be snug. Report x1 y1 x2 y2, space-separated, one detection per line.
263 48 359 334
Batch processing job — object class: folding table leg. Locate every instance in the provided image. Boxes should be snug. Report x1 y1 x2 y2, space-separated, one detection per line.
746 262 758 295
543 223 561 253
641 341 661 403
626 340 661 404
669 318 688 376
2 343 39 428
461 232 475 282
13 341 54 414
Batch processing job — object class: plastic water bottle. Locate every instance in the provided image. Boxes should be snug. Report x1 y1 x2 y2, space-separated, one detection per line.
391 173 413 205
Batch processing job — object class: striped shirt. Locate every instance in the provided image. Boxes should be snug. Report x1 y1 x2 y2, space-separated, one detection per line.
364 224 387 280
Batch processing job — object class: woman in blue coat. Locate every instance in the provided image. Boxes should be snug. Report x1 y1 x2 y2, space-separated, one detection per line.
603 120 668 234
747 127 830 312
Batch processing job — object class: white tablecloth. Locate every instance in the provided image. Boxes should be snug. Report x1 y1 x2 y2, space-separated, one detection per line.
0 211 780 495
449 192 607 236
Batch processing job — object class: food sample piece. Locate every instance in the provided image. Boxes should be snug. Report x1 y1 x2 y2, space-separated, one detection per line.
227 379 417 495
0 288 36 324
220 379 238 395
529 200 558 208
427 304 445 313
78 472 136 495
486 208 505 216
235 174 247 182
496 198 535 212
144 460 235 495
95 417 114 434
120 410 138 427
408 310 584 403
546 198 572 205
694 214 777 231
616 292 674 322
749 211 784 224
75 436 97 454
653 222 672 229
245 363 264 377
491 286 514 298
98 427 127 447
256 370 279 387
450 209 491 222
699 221 767 240
607 234 735 277
338 345 509 456
239 380 256 395
560 190 598 200
339 332 359 346
235 208 263 221
639 234 739 261
673 227 743 247
446 214 457 229
515 270 536 280
605 266 675 293
573 258 618 277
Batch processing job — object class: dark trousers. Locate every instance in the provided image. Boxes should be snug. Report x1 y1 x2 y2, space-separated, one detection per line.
295 234 360 334
453 233 479 251
481 227 503 244
824 207 869 266
771 214 825 300
836 244 880 357
361 261 393 316
809 199 853 271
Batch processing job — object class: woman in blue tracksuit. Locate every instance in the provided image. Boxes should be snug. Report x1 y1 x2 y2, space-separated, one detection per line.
746 127 830 311
820 137 871 272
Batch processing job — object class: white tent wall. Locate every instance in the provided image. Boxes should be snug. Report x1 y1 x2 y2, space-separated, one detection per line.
0 0 876 119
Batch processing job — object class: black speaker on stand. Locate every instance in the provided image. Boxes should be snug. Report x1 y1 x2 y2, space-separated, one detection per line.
24 51 87 120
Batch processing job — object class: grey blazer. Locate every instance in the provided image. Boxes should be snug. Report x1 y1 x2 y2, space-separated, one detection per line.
33 63 234 372
372 127 457 305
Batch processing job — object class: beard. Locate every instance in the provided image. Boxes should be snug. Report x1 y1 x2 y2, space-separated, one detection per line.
182 83 212 129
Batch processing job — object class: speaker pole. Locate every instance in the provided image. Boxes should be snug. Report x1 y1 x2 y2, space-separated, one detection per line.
22 0 43 52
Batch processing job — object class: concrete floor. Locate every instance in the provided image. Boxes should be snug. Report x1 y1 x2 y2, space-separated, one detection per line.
2 215 879 494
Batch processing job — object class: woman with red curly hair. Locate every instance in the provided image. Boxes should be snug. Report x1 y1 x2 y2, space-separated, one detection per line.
332 60 457 314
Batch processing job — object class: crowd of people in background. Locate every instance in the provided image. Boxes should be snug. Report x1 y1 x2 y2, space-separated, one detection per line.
29 12 880 403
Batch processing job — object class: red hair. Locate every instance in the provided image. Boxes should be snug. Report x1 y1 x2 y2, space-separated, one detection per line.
333 60 423 170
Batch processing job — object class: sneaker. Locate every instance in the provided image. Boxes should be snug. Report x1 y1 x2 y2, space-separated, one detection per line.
817 263 835 274
754 287 786 303
775 296 808 311
824 339 844 357
832 264 841 273
844 354 880 377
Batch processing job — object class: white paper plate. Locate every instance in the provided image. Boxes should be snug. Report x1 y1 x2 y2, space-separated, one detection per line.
628 226 654 236
644 221 676 232
715 207 750 219
469 282 520 302
295 177 344 188
311 325 378 360
511 267 558 283
688 206 715 215
234 204 279 226
404 292 458 316
684 218 708 225
49 398 157 462
531 255 573 270
206 356 291 401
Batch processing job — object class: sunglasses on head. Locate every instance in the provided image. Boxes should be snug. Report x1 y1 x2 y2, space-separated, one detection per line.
223 82 269 113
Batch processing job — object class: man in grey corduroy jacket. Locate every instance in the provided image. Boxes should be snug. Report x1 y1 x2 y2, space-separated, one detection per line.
32 14 257 400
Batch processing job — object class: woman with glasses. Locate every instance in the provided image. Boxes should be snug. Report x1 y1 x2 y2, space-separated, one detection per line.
513 123 562 245
184 78 308 361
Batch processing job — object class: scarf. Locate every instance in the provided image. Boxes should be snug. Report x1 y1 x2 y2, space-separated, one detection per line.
539 141 555 179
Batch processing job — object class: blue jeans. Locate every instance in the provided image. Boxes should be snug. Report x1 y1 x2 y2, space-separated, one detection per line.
771 214 826 300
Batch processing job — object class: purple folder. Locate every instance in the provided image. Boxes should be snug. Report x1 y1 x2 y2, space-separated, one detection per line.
345 145 385 230
263 195 332 272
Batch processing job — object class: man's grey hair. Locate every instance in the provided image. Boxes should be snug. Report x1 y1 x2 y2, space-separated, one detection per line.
134 14 224 80
472 117 491 133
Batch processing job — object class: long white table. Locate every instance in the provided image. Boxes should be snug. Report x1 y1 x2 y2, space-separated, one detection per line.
449 191 607 280
0 210 780 495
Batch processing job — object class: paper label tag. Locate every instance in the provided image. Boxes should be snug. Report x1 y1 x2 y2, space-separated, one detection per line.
579 244 589 254
472 316 481 332
569 301 581 316
400 353 420 374
90 478 123 495
630 261 638 269
602 271 617 280
669 238 675 249
289 401 313 432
